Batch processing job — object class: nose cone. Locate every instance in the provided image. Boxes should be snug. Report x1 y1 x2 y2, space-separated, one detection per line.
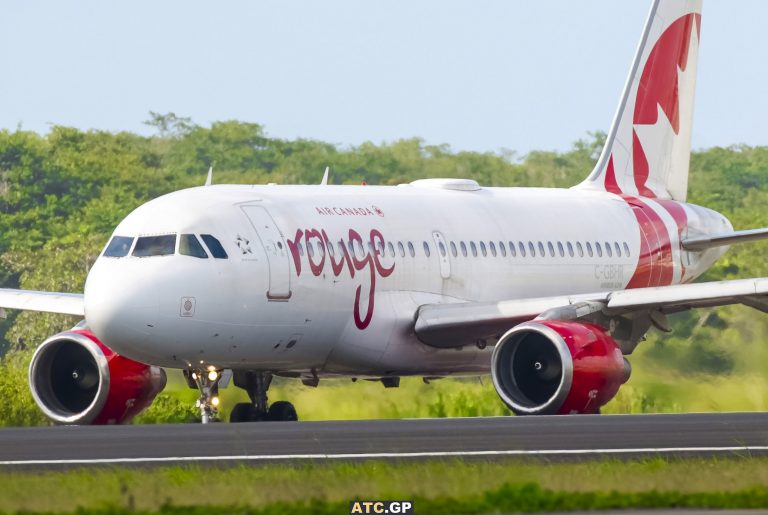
84 258 159 359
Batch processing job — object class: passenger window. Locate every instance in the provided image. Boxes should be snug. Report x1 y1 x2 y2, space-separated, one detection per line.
179 234 208 258
489 242 497 257
605 241 612 257
377 241 385 256
508 241 517 257
438 241 446 257
460 241 468 257
538 241 545 257
499 242 507 257
528 241 536 257
387 242 395 258
104 236 134 258
133 234 177 257
470 242 478 257
586 242 594 257
614 242 621 257
623 242 630 257
355 240 365 259
368 242 375 255
423 241 431 257
307 241 315 257
327 241 335 257
480 241 487 257
547 241 555 257
348 241 355 256
595 242 603 257
200 234 228 259
576 241 584 257
338 242 346 257
298 242 305 256
519 242 526 257
566 242 574 258
408 242 416 257
450 241 458 257
397 241 406 257
556 242 564 257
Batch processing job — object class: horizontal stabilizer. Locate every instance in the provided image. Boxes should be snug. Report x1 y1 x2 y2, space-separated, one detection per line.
682 228 768 251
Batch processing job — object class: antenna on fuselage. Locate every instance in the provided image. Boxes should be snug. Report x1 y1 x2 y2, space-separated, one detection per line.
205 166 213 186
321 166 330 186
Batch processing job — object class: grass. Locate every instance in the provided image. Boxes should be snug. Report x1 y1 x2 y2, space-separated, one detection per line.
1 457 768 513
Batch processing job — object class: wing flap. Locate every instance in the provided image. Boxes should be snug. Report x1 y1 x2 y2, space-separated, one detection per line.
0 289 85 316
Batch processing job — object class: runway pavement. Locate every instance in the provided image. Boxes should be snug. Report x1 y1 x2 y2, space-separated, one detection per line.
0 412 767 467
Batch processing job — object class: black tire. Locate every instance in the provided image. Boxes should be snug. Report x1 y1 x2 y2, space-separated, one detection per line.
230 402 257 423
266 401 298 422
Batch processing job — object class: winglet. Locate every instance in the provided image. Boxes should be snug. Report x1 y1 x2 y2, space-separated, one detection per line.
321 166 330 186
205 166 213 186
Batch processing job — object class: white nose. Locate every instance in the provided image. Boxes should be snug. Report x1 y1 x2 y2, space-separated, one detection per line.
84 258 159 358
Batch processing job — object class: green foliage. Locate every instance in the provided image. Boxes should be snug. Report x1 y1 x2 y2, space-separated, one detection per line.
0 349 48 427
0 116 766 425
133 393 199 424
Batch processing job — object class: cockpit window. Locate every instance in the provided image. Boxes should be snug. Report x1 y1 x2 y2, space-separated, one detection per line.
103 236 134 258
133 234 177 257
179 234 209 259
200 234 228 259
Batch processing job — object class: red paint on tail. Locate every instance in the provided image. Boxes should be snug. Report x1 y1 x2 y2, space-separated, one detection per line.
632 130 655 198
634 13 700 133
604 155 622 194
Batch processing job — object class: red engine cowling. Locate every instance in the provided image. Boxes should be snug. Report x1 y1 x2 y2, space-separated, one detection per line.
28 329 166 424
491 320 630 415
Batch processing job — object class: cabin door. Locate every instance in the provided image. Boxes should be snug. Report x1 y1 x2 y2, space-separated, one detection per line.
241 205 292 301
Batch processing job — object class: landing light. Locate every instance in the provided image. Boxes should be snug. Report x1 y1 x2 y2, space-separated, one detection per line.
207 370 218 381
211 396 220 407
191 372 197 380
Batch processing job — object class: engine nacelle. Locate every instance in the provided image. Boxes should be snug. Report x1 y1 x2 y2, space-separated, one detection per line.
29 329 166 424
491 320 630 415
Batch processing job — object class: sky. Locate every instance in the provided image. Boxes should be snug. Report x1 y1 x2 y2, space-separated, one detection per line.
1 1 766 155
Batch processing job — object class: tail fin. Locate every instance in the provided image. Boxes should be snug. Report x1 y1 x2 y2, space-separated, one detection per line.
578 0 702 201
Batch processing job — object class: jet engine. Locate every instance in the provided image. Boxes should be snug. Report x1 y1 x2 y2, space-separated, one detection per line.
29 329 166 424
491 320 630 415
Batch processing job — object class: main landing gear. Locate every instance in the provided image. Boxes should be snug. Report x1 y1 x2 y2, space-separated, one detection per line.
229 371 298 423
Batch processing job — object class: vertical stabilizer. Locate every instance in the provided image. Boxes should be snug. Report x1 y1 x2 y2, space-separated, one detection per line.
577 0 702 201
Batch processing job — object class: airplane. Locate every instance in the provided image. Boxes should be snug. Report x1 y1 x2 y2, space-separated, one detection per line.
5 0 768 425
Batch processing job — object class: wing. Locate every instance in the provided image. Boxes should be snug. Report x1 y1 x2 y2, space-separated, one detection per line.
0 289 84 317
415 278 768 349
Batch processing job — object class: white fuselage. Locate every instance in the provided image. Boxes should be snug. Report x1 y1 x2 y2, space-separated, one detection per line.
83 180 731 378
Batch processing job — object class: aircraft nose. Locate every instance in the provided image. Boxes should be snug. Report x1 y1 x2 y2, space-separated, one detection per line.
84 259 159 355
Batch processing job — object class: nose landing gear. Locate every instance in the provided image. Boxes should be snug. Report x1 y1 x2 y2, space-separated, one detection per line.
230 371 298 423
185 368 223 423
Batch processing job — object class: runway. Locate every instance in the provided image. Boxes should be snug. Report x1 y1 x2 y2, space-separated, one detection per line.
0 412 767 467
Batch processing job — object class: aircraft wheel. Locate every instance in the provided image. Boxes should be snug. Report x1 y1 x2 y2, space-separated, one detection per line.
266 401 298 422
